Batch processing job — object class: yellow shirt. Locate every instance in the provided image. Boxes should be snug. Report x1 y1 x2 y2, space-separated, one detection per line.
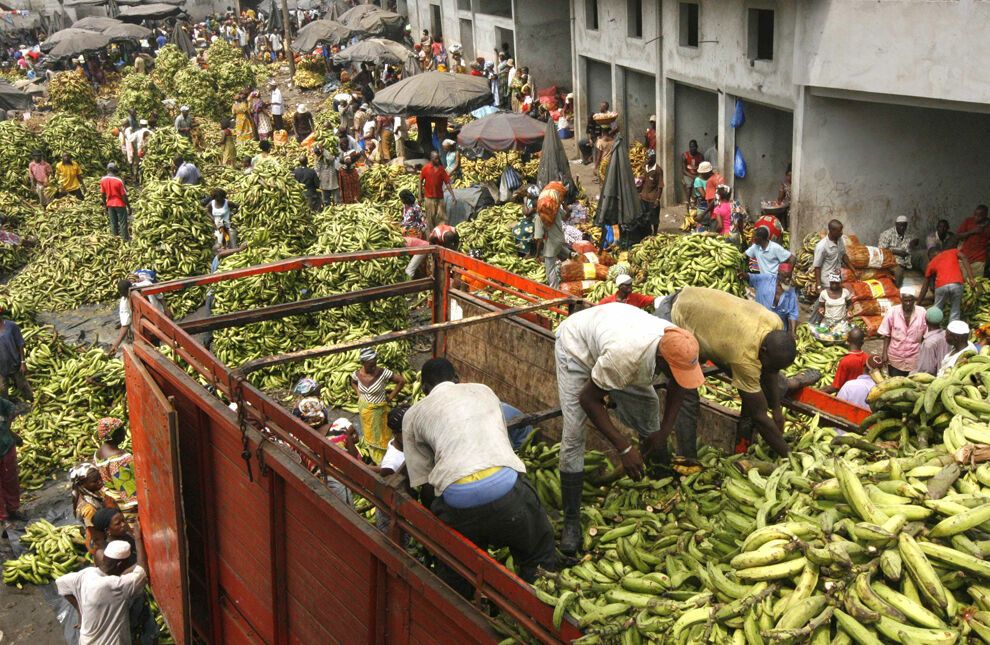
56 161 83 192
671 287 783 394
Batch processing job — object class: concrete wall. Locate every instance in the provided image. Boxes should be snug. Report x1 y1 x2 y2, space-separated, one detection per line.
661 0 798 109
794 0 990 107
583 56 612 116
514 0 571 89
622 67 656 144
672 81 717 201
572 0 659 75
732 99 792 213
793 92 990 246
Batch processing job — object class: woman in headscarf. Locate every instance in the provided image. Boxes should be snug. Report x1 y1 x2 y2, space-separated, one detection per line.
232 91 254 142
337 142 361 204
70 462 115 555
351 348 405 464
93 417 138 524
219 118 238 166
249 90 272 141
441 139 460 181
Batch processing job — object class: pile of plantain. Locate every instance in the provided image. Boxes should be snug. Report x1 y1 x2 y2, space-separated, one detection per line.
42 113 122 179
456 204 523 257
293 55 327 90
111 70 165 125
3 520 88 587
629 233 746 298
48 70 98 119
787 324 848 387
140 127 200 180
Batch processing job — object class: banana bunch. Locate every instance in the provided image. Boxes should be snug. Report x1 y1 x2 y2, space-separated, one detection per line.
456 151 524 187
787 324 847 387
630 233 745 298
359 164 419 216
0 121 40 197
793 232 821 293
629 141 647 178
486 253 546 284
228 160 314 253
42 113 121 178
172 66 222 121
140 127 200 180
861 350 990 444
3 520 88 587
205 40 262 108
111 70 165 125
294 55 327 90
150 45 189 96
48 70 98 119
964 278 990 327
456 204 522 257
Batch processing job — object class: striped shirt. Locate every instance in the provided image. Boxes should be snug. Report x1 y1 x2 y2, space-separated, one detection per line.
352 367 394 404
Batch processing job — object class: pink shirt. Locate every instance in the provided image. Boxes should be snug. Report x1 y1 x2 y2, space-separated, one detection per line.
714 202 732 235
877 304 928 372
28 160 51 185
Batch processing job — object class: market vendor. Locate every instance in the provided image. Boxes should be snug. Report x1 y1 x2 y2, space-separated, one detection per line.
879 289 927 376
657 287 816 458
939 320 977 376
554 303 704 555
597 274 656 309
878 215 920 286
400 358 556 596
743 263 799 336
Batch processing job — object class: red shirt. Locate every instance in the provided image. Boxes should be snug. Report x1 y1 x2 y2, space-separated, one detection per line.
705 173 724 201
645 128 656 151
420 163 449 199
99 175 127 208
959 216 990 263
682 151 703 176
598 292 655 309
831 350 869 391
926 248 965 288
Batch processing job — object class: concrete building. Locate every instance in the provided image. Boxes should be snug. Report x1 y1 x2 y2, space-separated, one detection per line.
569 0 990 247
402 0 572 90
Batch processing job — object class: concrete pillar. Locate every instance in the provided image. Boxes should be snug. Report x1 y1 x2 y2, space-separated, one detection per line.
789 85 808 251
613 64 626 139
716 90 734 189
660 78 676 207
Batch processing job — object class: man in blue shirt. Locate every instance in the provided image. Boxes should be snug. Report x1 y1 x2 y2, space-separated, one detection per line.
745 225 794 275
745 264 799 337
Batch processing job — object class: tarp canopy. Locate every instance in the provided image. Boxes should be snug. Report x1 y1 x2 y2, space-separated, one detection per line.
444 185 495 227
118 3 183 21
457 111 545 152
169 21 195 57
291 19 356 52
63 0 106 7
324 0 351 20
595 135 639 227
338 5 404 39
71 16 121 31
371 71 492 118
536 116 571 186
48 11 72 32
0 80 33 111
333 37 414 67
117 0 185 4
45 28 111 59
103 22 151 41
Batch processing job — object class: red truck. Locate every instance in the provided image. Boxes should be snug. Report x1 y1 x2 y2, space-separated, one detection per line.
123 246 867 643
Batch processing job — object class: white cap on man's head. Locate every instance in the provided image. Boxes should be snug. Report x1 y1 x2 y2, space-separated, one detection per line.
896 215 908 223
104 540 131 560
697 161 713 174
948 320 971 335
615 274 633 287
900 287 918 298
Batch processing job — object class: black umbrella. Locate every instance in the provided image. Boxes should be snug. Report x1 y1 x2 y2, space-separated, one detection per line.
371 71 493 117
0 80 33 111
339 5 404 39
537 116 571 187
49 11 72 33
118 3 183 22
170 21 196 57
103 22 152 42
71 16 122 31
44 29 111 59
457 111 545 152
333 37 412 66
595 136 639 227
292 19 356 52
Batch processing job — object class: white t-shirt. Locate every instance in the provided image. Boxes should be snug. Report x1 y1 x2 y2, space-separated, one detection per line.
269 33 283 52
270 88 283 115
118 296 131 327
380 439 404 472
555 302 673 391
55 565 147 645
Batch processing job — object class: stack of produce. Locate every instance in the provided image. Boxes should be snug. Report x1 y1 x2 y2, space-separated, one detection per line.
111 71 165 124
48 70 98 119
630 233 745 298
205 40 264 108
792 232 820 295
42 114 121 177
359 164 418 216
455 204 521 256
172 66 220 121
521 390 990 642
0 121 39 196
151 44 192 96
457 151 529 187
131 180 214 318
788 324 847 387
629 141 647 178
140 127 200 180
847 274 900 337
965 277 990 328
3 520 87 587
559 241 613 297
228 160 314 252
293 55 327 89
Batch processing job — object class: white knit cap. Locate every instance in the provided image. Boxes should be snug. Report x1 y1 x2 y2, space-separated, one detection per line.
947 320 970 335
900 287 918 298
104 540 131 560
615 274 633 286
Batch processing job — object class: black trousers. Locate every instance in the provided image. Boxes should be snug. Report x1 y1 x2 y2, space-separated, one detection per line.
430 476 556 598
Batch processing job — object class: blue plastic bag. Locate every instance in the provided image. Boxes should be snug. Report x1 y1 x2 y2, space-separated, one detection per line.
730 99 745 128
734 147 747 178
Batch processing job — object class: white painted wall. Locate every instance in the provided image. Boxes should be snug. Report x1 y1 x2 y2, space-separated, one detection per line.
572 0 659 76
732 99 792 215
672 82 717 202
794 93 990 246
794 0 990 106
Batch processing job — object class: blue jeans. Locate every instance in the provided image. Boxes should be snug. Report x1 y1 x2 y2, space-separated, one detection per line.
934 282 964 322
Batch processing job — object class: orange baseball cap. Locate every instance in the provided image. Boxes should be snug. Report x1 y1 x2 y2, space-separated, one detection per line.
659 327 704 389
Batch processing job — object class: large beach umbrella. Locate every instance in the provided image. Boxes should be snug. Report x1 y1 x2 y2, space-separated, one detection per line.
118 3 183 22
292 19 356 52
457 111 545 152
536 116 571 186
71 16 122 31
170 21 196 57
595 136 639 227
339 5 404 39
0 80 33 111
44 29 111 59
333 37 412 66
103 22 152 42
371 71 492 117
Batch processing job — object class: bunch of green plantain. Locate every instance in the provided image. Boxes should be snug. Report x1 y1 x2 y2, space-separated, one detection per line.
456 151 526 187
786 324 848 387
48 70 98 119
456 204 523 257
359 164 419 216
111 71 165 125
150 45 190 96
293 55 327 89
628 233 746 298
0 121 41 197
204 40 264 108
964 278 990 328
42 113 122 178
140 127 200 180
3 520 88 587
228 160 314 252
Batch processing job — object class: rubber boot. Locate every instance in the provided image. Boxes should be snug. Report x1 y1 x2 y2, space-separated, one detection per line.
560 471 584 556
